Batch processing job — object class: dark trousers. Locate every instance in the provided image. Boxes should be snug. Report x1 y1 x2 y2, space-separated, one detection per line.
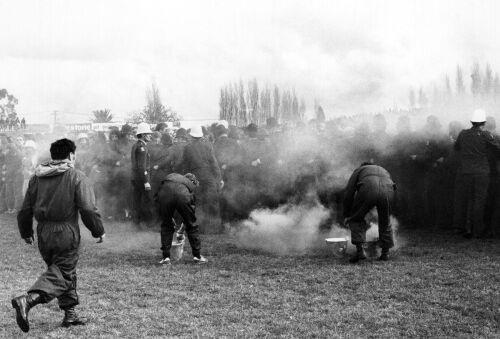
158 182 201 258
348 185 395 249
29 222 80 310
453 174 489 237
131 180 153 224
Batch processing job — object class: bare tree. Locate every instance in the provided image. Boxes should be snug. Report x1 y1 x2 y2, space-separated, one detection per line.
92 109 113 123
273 85 280 122
456 65 465 95
409 88 416 108
140 83 179 123
471 62 482 97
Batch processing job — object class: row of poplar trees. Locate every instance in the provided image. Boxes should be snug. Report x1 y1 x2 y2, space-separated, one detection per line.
219 79 306 127
409 63 500 109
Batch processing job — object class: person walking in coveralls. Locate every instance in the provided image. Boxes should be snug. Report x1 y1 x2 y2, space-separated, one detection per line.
12 138 105 332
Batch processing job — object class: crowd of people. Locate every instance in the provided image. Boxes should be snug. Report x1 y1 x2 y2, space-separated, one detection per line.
2 110 500 240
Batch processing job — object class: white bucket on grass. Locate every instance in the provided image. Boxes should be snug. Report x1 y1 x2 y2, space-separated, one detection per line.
325 237 348 258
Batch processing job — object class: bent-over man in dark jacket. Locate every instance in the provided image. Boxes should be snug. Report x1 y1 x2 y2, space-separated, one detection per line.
343 162 396 263
12 138 105 333
156 173 207 264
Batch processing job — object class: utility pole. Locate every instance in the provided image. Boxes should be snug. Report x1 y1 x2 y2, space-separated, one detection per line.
50 110 58 134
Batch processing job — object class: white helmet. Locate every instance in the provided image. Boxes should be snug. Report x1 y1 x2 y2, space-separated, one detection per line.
471 109 486 123
218 120 229 128
189 125 204 138
77 133 89 140
136 122 152 136
24 140 37 149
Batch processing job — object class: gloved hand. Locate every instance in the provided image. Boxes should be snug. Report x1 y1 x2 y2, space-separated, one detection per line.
144 182 151 191
24 237 34 245
96 234 106 243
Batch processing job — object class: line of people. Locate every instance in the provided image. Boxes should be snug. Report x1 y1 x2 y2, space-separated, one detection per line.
5 109 500 240
0 116 26 131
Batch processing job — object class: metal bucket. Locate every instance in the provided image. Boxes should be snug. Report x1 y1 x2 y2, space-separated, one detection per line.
170 233 185 261
365 239 380 258
325 237 348 258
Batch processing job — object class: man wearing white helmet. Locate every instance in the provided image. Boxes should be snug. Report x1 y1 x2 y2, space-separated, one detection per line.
130 122 154 227
453 109 500 238
179 125 223 233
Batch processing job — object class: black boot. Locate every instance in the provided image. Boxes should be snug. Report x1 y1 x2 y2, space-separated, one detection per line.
378 248 389 261
62 307 87 327
11 292 42 333
349 244 367 263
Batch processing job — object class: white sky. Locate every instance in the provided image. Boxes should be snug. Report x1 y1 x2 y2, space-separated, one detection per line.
1 0 500 123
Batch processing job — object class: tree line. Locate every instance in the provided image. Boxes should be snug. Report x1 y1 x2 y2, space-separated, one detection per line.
409 63 500 110
219 79 306 127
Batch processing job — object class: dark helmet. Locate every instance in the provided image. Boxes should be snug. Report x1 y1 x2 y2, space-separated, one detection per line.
246 123 258 133
175 128 188 139
120 124 134 136
161 133 173 146
155 122 168 132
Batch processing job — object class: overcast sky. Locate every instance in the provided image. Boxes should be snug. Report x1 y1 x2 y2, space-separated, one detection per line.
1 0 499 123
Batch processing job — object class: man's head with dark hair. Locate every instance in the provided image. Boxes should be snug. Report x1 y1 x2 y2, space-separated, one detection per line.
50 138 76 160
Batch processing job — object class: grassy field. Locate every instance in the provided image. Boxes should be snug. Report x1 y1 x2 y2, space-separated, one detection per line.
1 214 499 338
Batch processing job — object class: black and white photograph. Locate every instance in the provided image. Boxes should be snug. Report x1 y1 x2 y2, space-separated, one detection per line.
1 0 499 337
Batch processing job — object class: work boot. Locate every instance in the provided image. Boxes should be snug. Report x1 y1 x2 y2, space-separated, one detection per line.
11 292 42 333
349 245 367 263
61 307 87 327
378 248 389 261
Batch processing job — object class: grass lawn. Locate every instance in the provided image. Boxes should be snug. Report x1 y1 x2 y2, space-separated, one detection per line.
1 214 499 338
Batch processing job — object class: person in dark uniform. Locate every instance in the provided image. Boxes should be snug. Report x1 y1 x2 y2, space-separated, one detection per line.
213 124 243 222
343 162 396 263
180 125 223 233
12 138 105 332
453 109 500 238
156 172 207 264
131 122 153 227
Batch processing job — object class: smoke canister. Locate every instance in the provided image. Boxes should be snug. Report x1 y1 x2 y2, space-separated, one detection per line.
325 237 348 258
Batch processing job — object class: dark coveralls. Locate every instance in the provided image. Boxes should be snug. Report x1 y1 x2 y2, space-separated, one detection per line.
17 164 104 310
131 139 153 224
181 139 222 233
453 127 500 237
157 173 201 259
343 164 395 248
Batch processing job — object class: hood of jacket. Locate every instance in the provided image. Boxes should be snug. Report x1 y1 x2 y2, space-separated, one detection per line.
35 159 74 177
